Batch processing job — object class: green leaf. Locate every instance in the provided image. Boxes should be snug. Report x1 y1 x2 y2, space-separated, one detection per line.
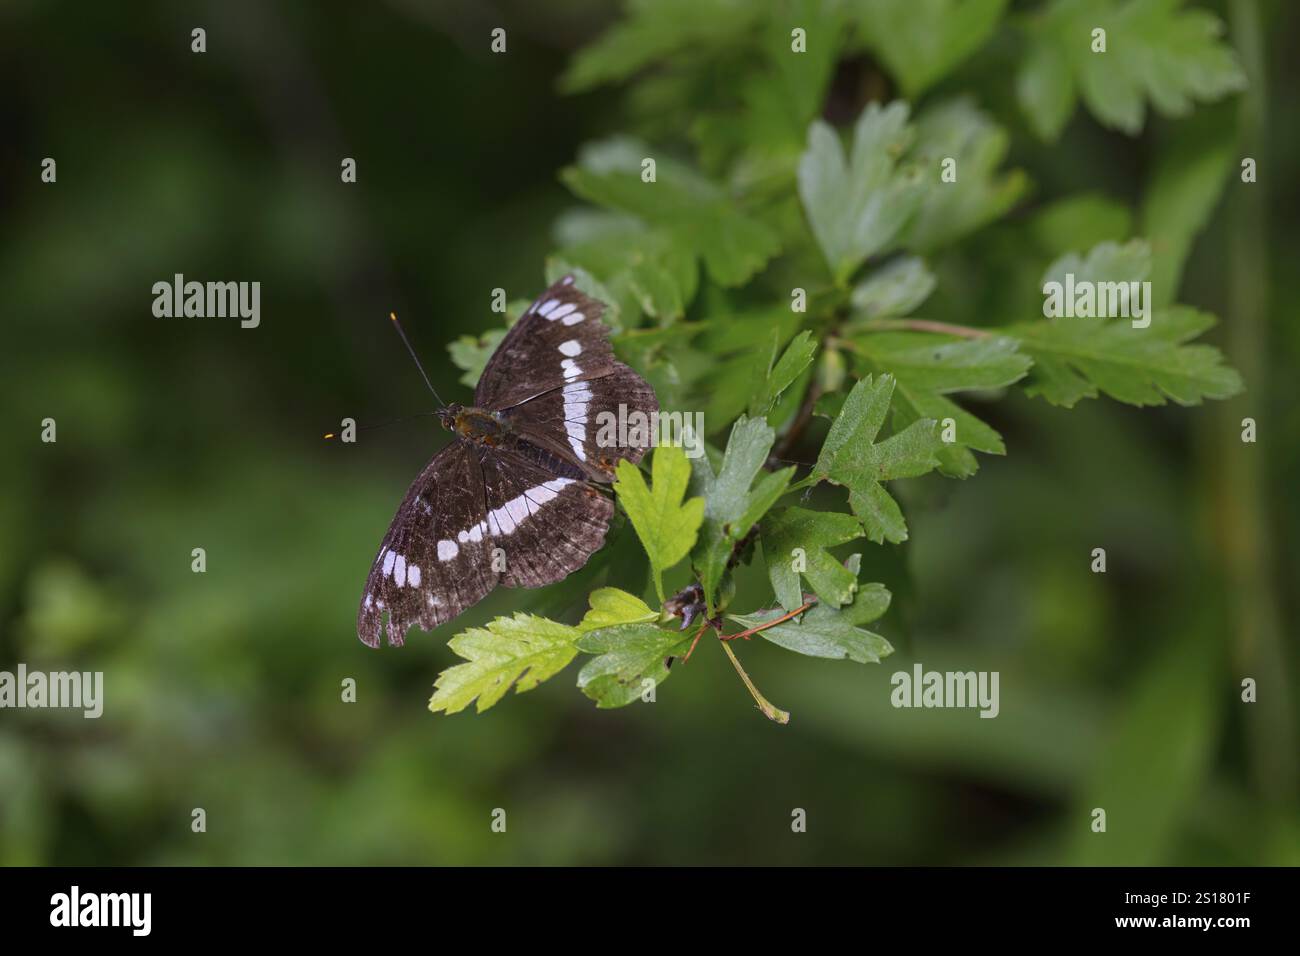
729 557 893 662
1007 239 1242 406
692 0 846 164
898 98 1029 252
700 306 810 426
761 507 865 611
1016 25 1077 140
429 614 581 715
690 416 793 611
812 374 944 542
579 587 659 632
850 0 1009 98
849 333 1032 396
1040 237 1151 290
749 330 816 416
552 213 698 322
797 102 923 283
769 0 846 126
575 623 694 708
561 138 780 287
1010 305 1244 407
613 446 705 603
845 333 1032 477
1018 0 1247 139
560 0 763 93
1140 114 1236 307
447 328 506 388
849 256 936 320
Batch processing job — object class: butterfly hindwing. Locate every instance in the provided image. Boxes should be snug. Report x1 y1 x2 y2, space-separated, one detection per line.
357 442 497 647
475 449 615 588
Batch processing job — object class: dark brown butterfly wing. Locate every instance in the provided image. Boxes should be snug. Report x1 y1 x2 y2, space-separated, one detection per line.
477 275 659 480
475 450 615 588
475 275 621 411
504 362 658 481
356 441 619 646
356 441 497 647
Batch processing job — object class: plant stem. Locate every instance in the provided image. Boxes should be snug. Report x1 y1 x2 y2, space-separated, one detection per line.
843 318 992 339
720 600 815 641
719 640 790 725
680 622 710 663
1221 0 1295 811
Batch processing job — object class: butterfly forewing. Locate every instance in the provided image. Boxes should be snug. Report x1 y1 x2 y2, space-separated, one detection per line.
475 276 618 411
507 361 658 480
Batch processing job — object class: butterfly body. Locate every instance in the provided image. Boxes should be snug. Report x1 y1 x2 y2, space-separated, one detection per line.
440 404 508 445
357 276 658 648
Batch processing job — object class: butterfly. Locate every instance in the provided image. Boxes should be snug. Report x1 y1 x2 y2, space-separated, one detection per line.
357 275 658 647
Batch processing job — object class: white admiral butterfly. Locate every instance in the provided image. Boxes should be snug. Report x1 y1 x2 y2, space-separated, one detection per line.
357 276 658 647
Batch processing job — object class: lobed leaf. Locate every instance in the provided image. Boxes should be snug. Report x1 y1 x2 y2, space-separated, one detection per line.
429 614 582 715
613 446 706 603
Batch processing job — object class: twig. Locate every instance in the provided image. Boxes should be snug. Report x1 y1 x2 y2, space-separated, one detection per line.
719 600 815 641
680 622 710 664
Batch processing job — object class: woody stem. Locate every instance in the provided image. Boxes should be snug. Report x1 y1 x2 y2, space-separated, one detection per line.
719 600 815 641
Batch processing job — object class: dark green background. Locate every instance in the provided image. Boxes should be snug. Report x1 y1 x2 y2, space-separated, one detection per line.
1 0 1295 865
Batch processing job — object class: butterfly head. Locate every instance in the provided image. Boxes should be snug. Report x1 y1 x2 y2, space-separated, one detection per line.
436 404 464 432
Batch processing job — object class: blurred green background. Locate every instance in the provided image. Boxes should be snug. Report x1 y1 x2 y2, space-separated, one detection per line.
1 0 1295 865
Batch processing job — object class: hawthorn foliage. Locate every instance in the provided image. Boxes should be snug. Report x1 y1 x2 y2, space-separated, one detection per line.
435 0 1245 721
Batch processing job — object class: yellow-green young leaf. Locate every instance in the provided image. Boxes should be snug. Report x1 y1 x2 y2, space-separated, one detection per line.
428 614 581 716
614 446 705 602
579 587 658 632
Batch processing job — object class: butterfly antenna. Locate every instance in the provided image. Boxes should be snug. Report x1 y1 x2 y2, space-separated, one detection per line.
389 311 447 409
323 411 440 440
